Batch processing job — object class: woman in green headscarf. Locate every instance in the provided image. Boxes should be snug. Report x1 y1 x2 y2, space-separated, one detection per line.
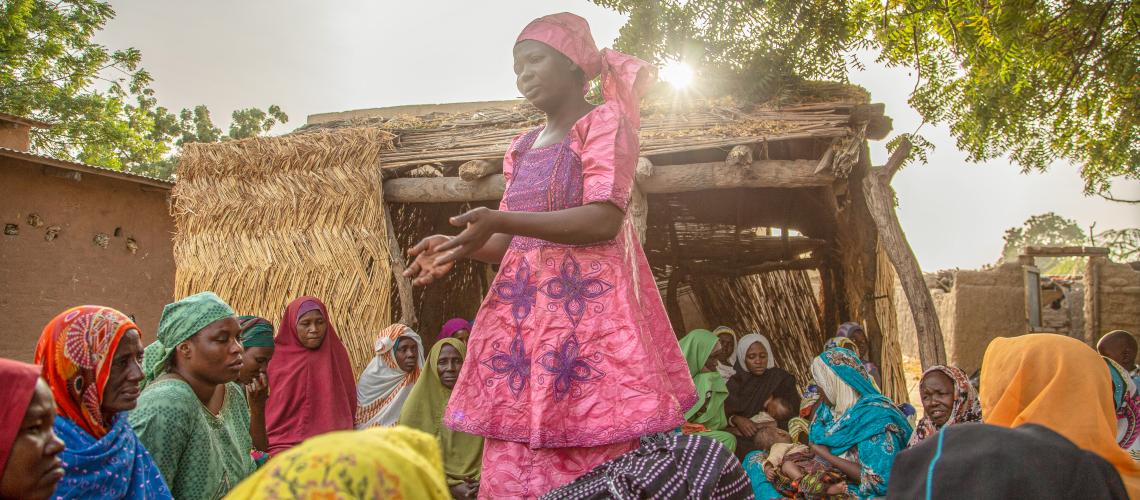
678 329 737 451
236 315 274 457
129 292 256 500
399 338 483 500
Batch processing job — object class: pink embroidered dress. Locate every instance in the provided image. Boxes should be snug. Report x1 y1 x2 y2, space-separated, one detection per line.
444 101 697 495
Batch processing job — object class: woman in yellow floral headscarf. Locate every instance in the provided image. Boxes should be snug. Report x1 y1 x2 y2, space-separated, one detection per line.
981 334 1140 498
225 426 449 500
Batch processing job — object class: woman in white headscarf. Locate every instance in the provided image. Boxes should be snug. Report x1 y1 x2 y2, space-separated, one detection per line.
355 323 425 428
725 333 800 455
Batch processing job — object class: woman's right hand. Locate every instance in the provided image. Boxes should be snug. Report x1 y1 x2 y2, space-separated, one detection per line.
733 415 759 438
404 234 455 286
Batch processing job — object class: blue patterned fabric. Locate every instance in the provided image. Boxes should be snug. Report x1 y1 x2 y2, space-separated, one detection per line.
53 413 172 499
741 450 782 500
808 347 912 499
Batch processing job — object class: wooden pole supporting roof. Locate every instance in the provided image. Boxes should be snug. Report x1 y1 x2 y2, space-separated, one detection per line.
863 138 947 368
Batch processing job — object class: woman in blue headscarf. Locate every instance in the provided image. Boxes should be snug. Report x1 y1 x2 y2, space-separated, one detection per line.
807 347 911 499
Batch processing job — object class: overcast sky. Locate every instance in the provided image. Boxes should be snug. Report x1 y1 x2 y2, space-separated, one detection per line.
95 0 1140 271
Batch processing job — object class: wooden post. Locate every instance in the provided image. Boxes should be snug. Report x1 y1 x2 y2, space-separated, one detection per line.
630 156 653 245
862 138 947 367
383 209 417 327
1085 255 1105 345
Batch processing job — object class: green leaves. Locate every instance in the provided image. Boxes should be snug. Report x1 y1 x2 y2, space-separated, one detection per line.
592 0 1139 195
0 0 287 180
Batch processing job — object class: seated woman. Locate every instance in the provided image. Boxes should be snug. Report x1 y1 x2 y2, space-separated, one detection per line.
0 359 65 500
226 427 450 499
907 365 982 447
439 317 472 344
1104 357 1140 453
356 323 424 428
726 333 800 458
833 323 881 387
399 338 483 499
35 306 171 498
982 334 1140 497
713 326 739 380
236 315 274 458
129 292 255 499
807 346 911 499
679 329 736 451
265 296 357 455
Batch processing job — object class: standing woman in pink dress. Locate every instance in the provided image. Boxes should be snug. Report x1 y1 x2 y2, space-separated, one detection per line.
405 12 696 497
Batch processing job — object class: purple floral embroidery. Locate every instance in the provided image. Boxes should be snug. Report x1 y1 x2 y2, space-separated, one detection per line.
482 333 530 398
537 333 604 402
492 259 538 323
482 259 538 398
539 254 614 326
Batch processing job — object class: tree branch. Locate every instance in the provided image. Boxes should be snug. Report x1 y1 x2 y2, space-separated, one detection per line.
883 136 913 181
1100 193 1140 204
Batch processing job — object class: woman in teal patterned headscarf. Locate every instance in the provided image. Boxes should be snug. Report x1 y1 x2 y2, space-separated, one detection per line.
129 292 256 499
807 347 911 499
677 330 736 451
237 315 275 458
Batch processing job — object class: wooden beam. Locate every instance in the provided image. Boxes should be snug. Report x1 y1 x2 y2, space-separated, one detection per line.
385 175 505 202
635 156 653 184
726 145 753 167
863 138 947 367
384 159 832 202
685 256 820 277
1024 245 1110 257
459 159 501 182
639 159 831 192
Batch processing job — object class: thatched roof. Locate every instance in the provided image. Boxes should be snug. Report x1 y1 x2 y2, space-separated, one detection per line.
298 82 882 178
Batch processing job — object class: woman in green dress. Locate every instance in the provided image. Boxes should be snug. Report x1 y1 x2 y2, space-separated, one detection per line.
129 292 255 499
678 329 737 451
399 338 484 500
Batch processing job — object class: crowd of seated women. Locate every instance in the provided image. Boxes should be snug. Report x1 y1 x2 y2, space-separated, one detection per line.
1 293 1138 499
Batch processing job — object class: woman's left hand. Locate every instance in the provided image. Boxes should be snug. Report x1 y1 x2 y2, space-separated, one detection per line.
810 443 862 482
434 207 502 266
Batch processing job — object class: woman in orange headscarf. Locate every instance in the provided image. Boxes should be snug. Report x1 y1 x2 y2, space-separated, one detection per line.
981 334 1140 497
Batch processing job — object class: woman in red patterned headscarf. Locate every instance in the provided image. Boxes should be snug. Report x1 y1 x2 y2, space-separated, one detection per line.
405 12 696 497
35 305 170 499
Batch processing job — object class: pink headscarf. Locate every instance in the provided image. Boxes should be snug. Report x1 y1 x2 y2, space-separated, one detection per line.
265 296 357 455
517 12 655 128
439 318 471 339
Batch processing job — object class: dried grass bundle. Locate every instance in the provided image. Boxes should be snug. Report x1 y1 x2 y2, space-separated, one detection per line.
173 127 397 376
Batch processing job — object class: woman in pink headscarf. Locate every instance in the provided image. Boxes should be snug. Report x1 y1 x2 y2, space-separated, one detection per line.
404 12 696 497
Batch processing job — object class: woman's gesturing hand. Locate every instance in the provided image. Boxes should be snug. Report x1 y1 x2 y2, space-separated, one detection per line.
433 207 502 266
404 234 456 286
